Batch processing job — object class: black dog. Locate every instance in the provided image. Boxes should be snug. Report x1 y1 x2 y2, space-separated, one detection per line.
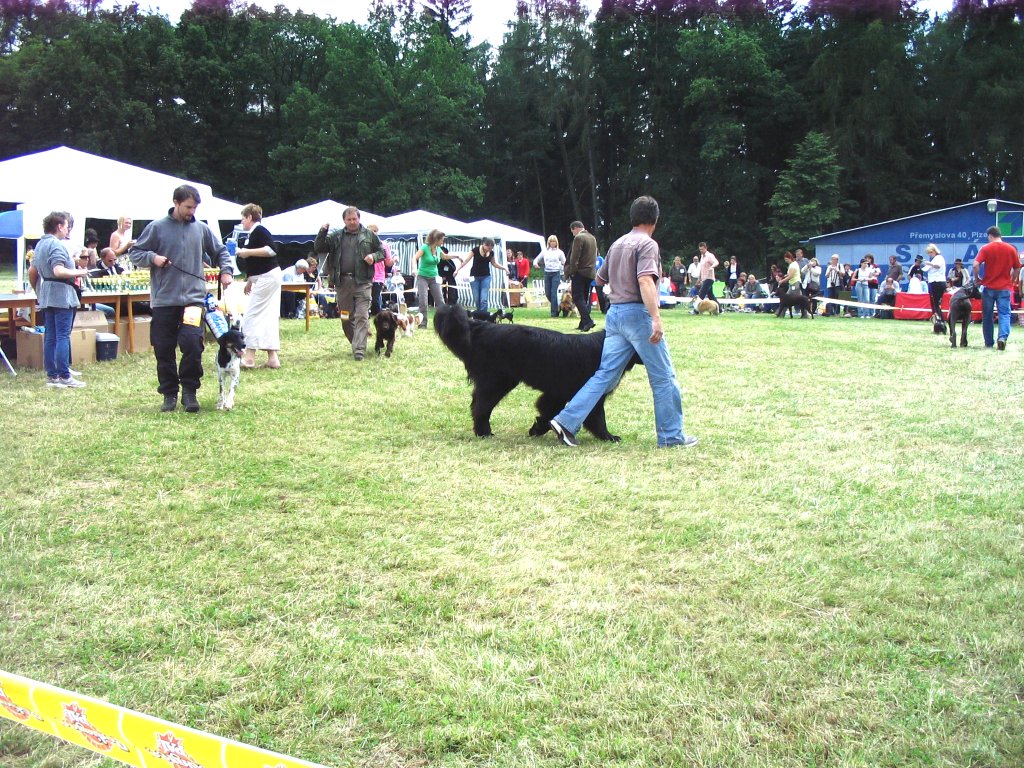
947 282 982 348
773 285 815 318
374 309 399 357
469 308 515 324
434 304 638 440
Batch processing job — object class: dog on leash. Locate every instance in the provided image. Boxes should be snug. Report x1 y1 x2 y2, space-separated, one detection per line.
390 304 417 337
374 308 399 357
434 304 640 440
558 291 577 317
773 285 815 319
215 325 246 410
947 282 982 348
469 307 515 324
695 299 720 315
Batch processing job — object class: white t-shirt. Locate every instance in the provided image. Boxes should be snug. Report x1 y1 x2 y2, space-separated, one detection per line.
925 253 946 284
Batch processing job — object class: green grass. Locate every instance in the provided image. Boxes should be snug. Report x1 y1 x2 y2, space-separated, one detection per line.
1 305 1022 768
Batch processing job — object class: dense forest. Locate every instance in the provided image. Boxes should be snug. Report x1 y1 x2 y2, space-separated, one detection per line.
1 0 1023 266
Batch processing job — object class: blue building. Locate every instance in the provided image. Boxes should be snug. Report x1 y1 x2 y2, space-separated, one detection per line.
806 198 1024 272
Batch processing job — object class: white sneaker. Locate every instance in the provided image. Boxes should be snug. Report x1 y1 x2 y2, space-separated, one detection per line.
68 368 83 377
54 377 86 388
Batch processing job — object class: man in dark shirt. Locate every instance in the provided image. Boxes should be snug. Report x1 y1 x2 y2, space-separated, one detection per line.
566 220 598 331
314 207 384 361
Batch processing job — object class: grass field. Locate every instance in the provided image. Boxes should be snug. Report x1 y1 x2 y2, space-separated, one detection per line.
1 290 1022 767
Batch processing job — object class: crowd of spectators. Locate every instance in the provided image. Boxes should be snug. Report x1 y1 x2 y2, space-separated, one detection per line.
662 243 1024 320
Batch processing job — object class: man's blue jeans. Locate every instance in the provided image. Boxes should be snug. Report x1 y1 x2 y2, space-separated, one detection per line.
981 287 1011 346
42 307 74 379
471 275 492 312
553 303 685 446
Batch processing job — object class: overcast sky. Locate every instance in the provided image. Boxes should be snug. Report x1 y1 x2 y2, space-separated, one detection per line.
116 0 955 48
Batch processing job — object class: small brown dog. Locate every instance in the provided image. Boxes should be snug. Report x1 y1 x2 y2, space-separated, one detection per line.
559 291 577 317
374 309 399 357
696 299 720 315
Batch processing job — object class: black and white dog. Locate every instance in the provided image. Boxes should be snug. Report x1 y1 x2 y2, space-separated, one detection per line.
947 281 982 348
215 325 245 410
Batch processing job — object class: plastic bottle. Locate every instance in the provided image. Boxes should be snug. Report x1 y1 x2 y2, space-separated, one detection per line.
204 293 230 339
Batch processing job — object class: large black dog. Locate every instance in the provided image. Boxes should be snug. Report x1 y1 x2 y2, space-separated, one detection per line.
434 304 638 440
947 282 982 348
773 284 816 319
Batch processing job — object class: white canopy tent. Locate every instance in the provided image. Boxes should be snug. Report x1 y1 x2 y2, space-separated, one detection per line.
376 209 512 309
466 218 545 256
260 200 387 244
0 146 226 287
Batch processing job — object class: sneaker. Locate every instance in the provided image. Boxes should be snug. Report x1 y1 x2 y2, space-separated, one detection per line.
160 395 178 412
182 390 200 413
997 338 1006 350
53 376 86 389
549 418 579 447
661 435 699 449
68 367 82 377
45 376 62 386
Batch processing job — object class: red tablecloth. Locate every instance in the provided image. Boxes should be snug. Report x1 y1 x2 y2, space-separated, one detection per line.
894 292 982 321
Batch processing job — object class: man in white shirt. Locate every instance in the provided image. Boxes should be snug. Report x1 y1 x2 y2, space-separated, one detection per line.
280 259 308 318
686 255 701 297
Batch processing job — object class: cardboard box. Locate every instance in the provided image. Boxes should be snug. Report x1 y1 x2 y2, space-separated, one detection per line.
109 316 152 353
70 328 96 366
508 281 525 307
15 328 96 368
16 329 43 369
73 310 109 332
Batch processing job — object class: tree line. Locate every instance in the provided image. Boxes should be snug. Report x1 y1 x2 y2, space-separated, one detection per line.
1 0 1022 273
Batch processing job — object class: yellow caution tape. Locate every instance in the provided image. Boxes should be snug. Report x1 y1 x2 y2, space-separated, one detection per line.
0 670 326 768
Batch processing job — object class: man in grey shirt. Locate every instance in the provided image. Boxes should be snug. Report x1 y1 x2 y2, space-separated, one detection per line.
549 196 697 449
129 185 232 413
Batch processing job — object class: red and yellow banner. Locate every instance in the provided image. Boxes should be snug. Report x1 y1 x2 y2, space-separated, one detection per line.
0 670 326 768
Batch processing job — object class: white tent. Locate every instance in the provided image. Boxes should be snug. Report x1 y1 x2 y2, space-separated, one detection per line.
467 218 545 255
377 209 514 310
377 209 481 238
260 200 387 244
0 146 223 287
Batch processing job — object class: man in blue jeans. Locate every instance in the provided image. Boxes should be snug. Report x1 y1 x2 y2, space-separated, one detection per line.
549 196 697 449
972 225 1020 350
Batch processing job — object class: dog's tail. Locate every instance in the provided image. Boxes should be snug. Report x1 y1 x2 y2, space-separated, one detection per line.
433 304 472 361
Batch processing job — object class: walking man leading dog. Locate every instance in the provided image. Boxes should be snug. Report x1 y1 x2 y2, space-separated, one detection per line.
549 196 697 448
129 185 233 413
972 225 1020 350
314 207 385 361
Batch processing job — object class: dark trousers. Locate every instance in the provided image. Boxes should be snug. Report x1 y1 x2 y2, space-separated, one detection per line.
371 281 384 315
928 281 945 318
571 275 593 328
697 278 720 308
151 305 204 396
442 278 458 305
